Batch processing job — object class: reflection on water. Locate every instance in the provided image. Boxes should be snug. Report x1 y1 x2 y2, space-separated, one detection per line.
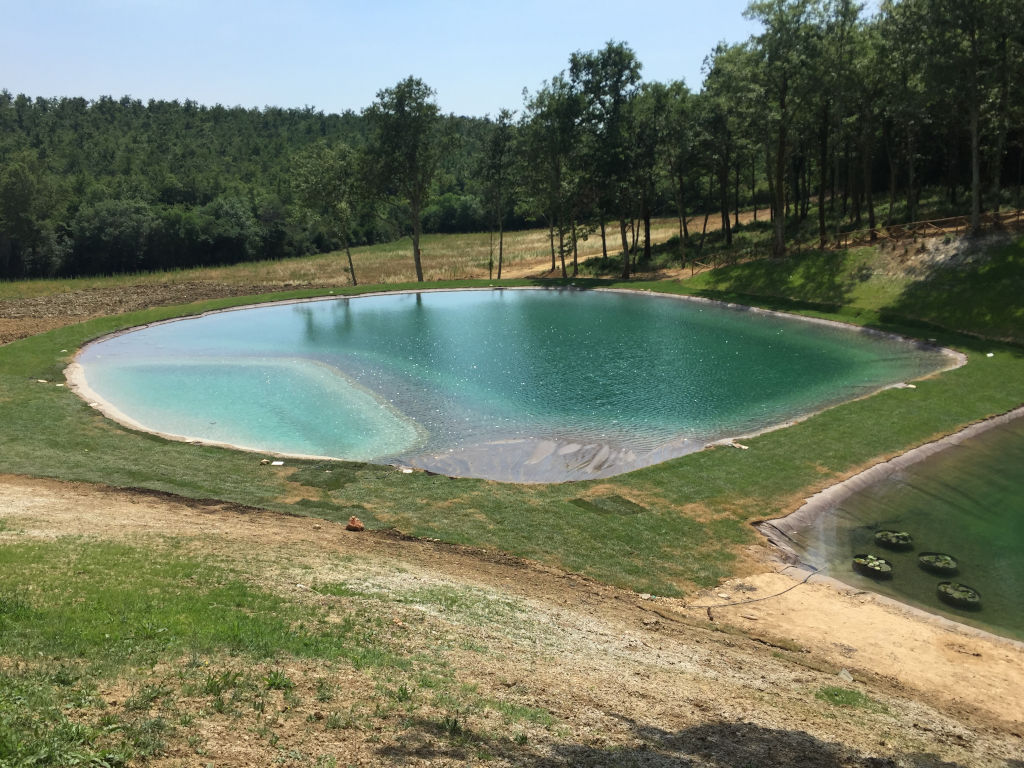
800 416 1024 640
77 288 952 482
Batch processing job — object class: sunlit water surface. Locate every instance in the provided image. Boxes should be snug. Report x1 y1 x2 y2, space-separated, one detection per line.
77 288 951 481
794 417 1024 641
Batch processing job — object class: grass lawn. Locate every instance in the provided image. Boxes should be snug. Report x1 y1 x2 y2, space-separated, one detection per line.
3 236 1023 597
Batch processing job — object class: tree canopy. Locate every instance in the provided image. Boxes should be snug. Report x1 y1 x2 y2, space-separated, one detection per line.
2 0 1022 280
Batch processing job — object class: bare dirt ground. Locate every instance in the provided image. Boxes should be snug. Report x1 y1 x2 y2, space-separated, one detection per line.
0 281 277 345
1 475 1022 767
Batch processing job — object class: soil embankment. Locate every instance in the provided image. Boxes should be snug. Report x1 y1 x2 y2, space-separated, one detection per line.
1 474 1021 766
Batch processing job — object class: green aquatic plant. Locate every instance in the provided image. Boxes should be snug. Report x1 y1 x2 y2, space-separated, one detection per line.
937 582 981 610
852 553 893 579
918 552 958 575
874 530 913 551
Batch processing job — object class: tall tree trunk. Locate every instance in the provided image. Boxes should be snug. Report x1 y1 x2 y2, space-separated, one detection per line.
862 135 876 240
630 218 639 269
548 221 556 271
884 126 897 226
818 104 828 249
851 153 862 227
802 159 810 221
772 123 787 258
716 162 733 246
619 219 630 279
558 225 568 278
907 133 918 224
969 102 981 232
676 174 690 240
345 242 357 286
751 156 757 222
1016 143 1023 214
497 218 504 279
411 213 424 282
698 208 711 254
571 220 579 276
733 161 741 228
989 31 1011 215
643 208 652 262
600 219 607 260
719 162 732 246
675 188 688 263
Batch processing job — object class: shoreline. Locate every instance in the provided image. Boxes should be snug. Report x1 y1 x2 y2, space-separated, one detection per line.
65 285 966 483
757 404 1024 645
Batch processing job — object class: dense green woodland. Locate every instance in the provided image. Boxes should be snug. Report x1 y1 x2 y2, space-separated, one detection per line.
1 0 1022 281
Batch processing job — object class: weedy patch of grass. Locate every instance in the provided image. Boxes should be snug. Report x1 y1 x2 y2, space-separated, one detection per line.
0 669 149 766
485 698 556 728
0 539 404 669
0 533 565 762
0 537 428 761
400 585 525 625
815 686 889 714
264 669 294 691
202 669 244 697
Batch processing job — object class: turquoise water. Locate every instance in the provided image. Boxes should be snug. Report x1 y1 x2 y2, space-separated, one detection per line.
77 288 951 481
803 417 1024 641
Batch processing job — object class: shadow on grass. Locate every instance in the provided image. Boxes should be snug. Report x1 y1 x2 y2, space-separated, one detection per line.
881 234 1024 344
699 249 862 307
376 717 972 767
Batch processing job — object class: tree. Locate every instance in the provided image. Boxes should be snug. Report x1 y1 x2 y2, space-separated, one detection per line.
68 199 157 274
569 41 643 277
876 0 929 224
480 109 517 279
627 82 669 262
0 156 44 278
908 0 1024 231
519 75 582 277
363 77 442 282
659 81 695 259
701 42 759 248
745 0 820 257
292 140 360 285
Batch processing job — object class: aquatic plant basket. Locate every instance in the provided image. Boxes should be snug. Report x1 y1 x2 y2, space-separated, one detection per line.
874 530 914 551
852 553 894 579
918 552 959 576
937 582 982 611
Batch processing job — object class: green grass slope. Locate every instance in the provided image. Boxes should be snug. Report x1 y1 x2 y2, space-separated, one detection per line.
2 238 1023 597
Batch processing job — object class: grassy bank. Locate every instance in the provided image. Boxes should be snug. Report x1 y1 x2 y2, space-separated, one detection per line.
3 238 1023 596
0 530 559 765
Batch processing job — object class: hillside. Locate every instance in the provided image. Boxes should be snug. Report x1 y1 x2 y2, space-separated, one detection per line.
1 232 1023 765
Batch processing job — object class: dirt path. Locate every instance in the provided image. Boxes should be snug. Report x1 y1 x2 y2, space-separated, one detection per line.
1 474 1021 766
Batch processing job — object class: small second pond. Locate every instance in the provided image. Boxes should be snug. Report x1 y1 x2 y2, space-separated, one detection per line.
778 414 1024 641
75 288 953 482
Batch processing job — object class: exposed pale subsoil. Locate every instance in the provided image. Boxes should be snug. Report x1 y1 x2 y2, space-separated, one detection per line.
1 475 1021 767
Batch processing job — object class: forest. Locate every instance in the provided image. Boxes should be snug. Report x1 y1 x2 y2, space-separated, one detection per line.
1 0 1022 281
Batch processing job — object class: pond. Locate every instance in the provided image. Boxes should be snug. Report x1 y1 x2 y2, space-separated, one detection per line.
771 413 1024 641
73 288 955 482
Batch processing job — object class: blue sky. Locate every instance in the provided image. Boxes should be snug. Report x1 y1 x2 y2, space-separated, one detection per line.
3 0 766 117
